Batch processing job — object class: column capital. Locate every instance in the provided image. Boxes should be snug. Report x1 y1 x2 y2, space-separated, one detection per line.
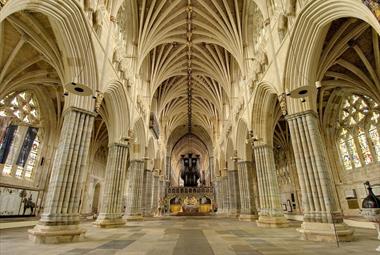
63 106 97 118
130 159 144 163
237 160 251 165
109 142 129 149
110 16 117 22
285 109 318 121
252 144 273 150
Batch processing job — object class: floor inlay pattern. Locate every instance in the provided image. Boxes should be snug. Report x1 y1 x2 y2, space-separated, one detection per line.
0 218 378 255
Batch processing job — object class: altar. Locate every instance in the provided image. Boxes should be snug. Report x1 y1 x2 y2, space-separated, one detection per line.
167 186 214 216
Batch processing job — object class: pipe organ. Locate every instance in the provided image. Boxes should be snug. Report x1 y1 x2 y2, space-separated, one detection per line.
180 154 200 187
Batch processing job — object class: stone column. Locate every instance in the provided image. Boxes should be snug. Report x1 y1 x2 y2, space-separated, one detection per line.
94 142 128 227
158 176 166 215
221 174 230 215
228 168 240 217
214 176 223 215
253 144 288 228
287 111 353 241
151 171 159 214
237 161 258 221
160 178 166 199
209 156 214 185
142 168 153 216
124 159 144 221
166 156 171 182
29 107 95 243
157 177 162 200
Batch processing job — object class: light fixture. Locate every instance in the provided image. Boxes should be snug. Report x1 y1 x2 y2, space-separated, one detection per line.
64 82 93 96
286 85 315 99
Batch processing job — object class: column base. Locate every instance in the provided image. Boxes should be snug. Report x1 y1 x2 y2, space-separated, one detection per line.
297 222 354 242
124 215 144 221
228 213 239 218
228 209 239 218
93 218 125 228
216 213 227 217
239 214 258 221
28 224 85 244
257 215 288 228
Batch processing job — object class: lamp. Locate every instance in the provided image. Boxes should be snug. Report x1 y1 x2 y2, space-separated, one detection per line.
64 82 93 96
287 81 321 99
286 85 315 99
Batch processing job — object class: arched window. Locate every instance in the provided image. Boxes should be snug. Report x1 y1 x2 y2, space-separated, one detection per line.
337 94 380 170
0 91 42 179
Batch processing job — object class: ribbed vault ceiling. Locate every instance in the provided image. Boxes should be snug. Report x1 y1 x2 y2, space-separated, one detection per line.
136 0 248 149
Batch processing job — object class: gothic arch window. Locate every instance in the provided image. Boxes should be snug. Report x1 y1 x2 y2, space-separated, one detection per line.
0 91 43 180
337 94 380 170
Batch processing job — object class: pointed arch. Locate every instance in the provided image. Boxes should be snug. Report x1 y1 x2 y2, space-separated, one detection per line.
251 82 281 145
283 0 380 114
99 81 130 144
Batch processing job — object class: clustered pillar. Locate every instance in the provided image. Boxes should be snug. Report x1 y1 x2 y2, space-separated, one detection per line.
124 159 144 221
287 111 353 241
160 177 166 200
221 174 230 215
228 168 240 217
215 176 224 215
254 144 288 227
142 168 153 216
29 108 95 243
152 170 159 214
209 156 214 185
237 161 257 221
94 142 129 228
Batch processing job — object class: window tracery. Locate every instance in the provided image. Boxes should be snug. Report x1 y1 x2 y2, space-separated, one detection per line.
337 94 380 170
0 91 42 180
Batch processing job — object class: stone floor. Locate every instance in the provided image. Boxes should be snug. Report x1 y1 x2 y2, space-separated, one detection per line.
0 217 379 255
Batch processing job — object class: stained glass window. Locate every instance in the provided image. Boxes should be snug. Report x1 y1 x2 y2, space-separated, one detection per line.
358 128 372 164
24 135 40 179
339 139 352 170
337 93 380 170
0 125 18 164
369 125 380 161
346 135 362 168
0 91 42 179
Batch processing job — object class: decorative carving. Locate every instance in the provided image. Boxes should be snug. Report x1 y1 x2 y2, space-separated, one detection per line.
113 48 123 64
363 0 380 22
95 92 104 113
285 0 297 16
279 93 288 116
278 13 288 41
84 0 96 12
258 51 268 67
149 112 160 139
136 95 147 120
0 0 8 8
93 5 106 36
119 59 129 73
